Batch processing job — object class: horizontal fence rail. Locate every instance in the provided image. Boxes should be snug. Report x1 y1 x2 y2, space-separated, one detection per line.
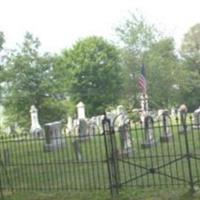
0 116 200 195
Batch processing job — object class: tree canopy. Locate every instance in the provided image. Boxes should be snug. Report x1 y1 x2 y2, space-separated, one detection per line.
1 14 200 130
59 36 123 116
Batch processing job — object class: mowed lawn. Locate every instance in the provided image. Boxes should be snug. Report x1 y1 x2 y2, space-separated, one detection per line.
1 121 200 199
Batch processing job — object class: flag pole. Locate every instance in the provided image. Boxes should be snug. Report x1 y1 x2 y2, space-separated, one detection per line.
138 63 148 114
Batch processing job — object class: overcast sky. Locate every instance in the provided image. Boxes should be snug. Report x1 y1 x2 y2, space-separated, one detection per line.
1 0 200 53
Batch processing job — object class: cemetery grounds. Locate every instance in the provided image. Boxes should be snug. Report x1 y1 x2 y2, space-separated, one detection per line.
0 115 200 200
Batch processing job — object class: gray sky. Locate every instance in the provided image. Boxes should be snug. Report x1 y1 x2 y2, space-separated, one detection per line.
1 0 200 53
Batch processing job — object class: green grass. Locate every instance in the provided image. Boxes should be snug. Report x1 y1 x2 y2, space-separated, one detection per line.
0 121 200 199
2 188 200 200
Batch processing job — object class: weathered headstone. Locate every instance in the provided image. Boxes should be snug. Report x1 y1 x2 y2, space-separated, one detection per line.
76 101 86 119
44 121 65 152
73 119 89 161
171 107 176 118
118 122 133 156
160 110 173 142
116 105 133 156
193 107 200 129
106 111 116 128
30 105 44 137
141 116 155 148
179 104 188 133
66 116 73 134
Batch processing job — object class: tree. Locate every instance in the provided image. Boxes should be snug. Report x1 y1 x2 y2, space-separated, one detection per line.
0 31 4 50
180 23 200 75
179 24 200 110
145 38 180 108
2 32 67 129
115 13 159 109
60 36 122 116
0 31 5 104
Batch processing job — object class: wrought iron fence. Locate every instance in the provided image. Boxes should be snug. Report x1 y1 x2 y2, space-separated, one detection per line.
0 114 200 198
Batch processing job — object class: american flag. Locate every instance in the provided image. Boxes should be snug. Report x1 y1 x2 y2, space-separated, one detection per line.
138 64 147 93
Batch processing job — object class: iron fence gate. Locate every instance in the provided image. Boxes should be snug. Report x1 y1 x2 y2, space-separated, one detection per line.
102 114 200 196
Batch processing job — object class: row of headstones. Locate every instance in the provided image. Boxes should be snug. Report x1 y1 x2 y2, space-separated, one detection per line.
29 103 200 155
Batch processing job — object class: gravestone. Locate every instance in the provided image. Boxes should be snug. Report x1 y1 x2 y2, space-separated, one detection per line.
141 116 155 148
88 118 96 135
76 102 86 119
193 107 200 129
139 94 149 127
179 104 188 133
106 111 116 128
171 107 176 118
73 119 89 161
66 116 73 134
95 115 104 134
117 105 133 156
118 123 133 156
160 110 173 142
30 105 44 137
43 121 65 152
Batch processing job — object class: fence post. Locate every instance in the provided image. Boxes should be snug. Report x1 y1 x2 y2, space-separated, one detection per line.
102 114 120 199
183 120 194 192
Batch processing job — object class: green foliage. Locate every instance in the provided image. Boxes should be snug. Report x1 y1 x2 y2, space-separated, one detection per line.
116 13 157 55
145 38 180 108
1 32 67 128
116 13 157 107
180 23 200 75
115 13 180 109
179 24 200 110
0 31 5 50
60 36 123 116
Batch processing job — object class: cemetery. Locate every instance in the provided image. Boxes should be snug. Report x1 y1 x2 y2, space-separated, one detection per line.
1 8 200 200
0 99 200 199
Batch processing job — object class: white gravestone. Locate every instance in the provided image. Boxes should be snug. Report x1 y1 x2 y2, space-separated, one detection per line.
76 102 86 119
193 107 200 129
179 104 188 133
66 116 73 134
30 105 44 137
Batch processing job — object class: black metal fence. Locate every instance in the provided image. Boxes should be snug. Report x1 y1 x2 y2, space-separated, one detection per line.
0 114 200 197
